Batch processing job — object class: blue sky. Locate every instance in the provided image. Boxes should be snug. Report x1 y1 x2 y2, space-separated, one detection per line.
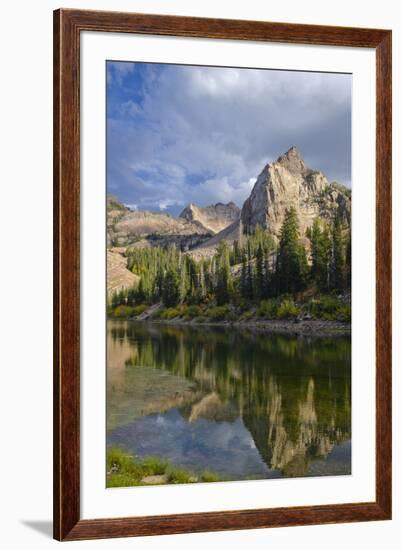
107 61 351 216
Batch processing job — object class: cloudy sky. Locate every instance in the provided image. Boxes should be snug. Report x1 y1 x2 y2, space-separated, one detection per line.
107 61 351 215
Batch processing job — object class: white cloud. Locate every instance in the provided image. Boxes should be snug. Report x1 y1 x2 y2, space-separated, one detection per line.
107 64 351 213
107 61 135 85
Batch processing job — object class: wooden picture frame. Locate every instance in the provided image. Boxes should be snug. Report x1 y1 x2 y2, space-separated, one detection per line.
53 8 392 541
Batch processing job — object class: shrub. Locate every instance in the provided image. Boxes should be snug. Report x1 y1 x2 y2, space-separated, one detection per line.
205 305 229 320
310 295 351 321
226 311 239 322
276 299 300 319
176 304 188 316
239 310 254 321
111 305 135 318
160 307 181 320
184 305 203 319
257 299 277 318
132 304 148 316
336 305 351 322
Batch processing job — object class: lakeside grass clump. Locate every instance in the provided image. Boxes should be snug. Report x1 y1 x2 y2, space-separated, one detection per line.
107 447 222 487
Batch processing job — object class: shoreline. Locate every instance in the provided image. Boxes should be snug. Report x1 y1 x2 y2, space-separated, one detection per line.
109 316 351 336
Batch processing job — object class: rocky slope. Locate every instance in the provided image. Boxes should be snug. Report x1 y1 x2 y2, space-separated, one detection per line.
107 196 213 250
241 146 351 238
107 249 139 296
179 202 240 234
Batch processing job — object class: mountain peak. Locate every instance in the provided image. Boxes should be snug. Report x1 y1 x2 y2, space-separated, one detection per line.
241 148 351 237
275 146 308 176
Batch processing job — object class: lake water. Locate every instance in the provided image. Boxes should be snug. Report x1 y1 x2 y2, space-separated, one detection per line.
107 320 351 481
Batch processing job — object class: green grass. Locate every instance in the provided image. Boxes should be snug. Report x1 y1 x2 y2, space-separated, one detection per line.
200 470 221 482
106 447 222 488
166 467 197 484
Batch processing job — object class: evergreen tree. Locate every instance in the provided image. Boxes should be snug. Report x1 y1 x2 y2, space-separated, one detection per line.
331 217 346 291
127 287 136 306
276 207 307 294
246 241 254 299
255 244 264 299
310 218 331 291
240 252 248 300
216 240 232 305
111 290 119 308
162 269 180 307
263 249 272 298
154 266 164 300
179 259 188 302
137 278 146 303
345 230 352 290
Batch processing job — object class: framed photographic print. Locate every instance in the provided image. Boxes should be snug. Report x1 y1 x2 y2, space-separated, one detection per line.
53 8 392 541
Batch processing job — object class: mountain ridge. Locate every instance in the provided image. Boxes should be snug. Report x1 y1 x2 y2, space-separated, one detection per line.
107 146 351 259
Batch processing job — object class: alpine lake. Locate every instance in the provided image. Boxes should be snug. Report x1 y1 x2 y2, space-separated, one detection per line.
107 320 351 482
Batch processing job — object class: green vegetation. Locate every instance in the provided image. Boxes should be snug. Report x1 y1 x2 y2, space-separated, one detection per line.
109 304 135 319
310 295 351 322
107 447 222 487
275 207 308 294
107 197 125 211
276 299 300 319
108 209 351 324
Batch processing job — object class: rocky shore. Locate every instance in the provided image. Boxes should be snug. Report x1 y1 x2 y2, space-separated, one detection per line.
138 317 351 336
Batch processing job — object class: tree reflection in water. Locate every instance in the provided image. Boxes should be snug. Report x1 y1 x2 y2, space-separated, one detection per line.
107 321 351 480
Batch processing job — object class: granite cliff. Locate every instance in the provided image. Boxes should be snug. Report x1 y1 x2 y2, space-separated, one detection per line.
241 146 351 238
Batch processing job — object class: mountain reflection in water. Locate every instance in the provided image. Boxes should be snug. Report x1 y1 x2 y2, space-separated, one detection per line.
107 320 351 480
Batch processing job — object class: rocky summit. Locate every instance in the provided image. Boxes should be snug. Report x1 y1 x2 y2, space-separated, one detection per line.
241 146 351 238
107 146 351 258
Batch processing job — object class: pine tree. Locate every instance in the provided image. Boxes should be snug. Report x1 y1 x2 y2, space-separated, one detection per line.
276 207 307 294
127 287 136 306
310 218 331 291
240 252 248 299
216 240 232 305
331 217 346 291
162 269 180 307
137 277 146 303
263 249 272 298
345 230 352 290
179 259 188 302
255 244 264 300
198 262 206 302
246 241 254 299
111 290 119 308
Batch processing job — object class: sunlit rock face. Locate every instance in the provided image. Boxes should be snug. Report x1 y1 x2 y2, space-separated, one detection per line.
241 146 351 238
179 202 241 234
